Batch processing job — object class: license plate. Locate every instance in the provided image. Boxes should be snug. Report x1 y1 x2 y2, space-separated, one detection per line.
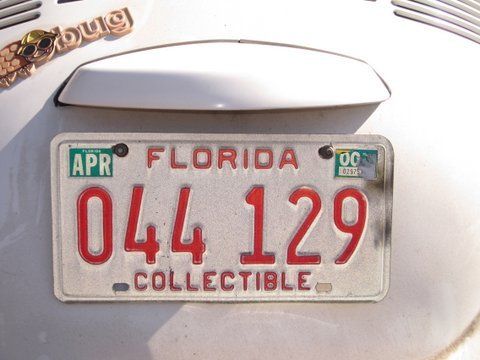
51 133 393 302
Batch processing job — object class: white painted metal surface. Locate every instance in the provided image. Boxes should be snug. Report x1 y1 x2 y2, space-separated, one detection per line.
57 42 390 110
0 0 479 359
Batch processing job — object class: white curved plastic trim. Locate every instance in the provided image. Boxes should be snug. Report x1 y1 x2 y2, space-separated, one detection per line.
57 41 390 110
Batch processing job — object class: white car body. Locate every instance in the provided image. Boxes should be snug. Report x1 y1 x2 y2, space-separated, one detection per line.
0 0 479 359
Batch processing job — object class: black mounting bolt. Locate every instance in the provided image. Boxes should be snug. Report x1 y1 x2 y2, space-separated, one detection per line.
318 145 334 159
112 143 129 157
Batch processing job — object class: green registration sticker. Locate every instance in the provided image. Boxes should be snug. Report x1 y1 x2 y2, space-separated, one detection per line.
69 148 113 177
334 149 378 179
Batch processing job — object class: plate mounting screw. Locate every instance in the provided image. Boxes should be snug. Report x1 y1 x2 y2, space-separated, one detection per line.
318 145 334 159
112 143 129 157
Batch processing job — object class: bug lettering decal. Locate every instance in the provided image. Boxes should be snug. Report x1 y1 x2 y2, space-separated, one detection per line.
0 7 133 88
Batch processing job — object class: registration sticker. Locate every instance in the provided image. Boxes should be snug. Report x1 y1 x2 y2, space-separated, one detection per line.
335 149 378 180
69 148 113 177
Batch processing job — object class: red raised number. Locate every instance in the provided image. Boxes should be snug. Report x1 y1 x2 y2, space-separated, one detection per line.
171 187 205 264
240 186 275 264
124 186 160 264
334 188 367 264
287 188 321 265
77 187 113 265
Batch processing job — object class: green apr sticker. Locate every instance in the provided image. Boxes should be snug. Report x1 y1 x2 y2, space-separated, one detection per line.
335 149 378 180
69 148 113 177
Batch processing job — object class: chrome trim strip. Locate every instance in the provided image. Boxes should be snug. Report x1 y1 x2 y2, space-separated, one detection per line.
394 8 480 44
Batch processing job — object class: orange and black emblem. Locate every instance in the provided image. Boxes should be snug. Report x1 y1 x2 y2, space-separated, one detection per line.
0 30 57 87
0 7 133 88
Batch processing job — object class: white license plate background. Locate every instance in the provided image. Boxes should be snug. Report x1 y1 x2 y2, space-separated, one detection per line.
51 133 393 302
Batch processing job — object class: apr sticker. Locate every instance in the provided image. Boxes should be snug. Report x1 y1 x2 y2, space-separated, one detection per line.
335 149 378 180
69 148 113 177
